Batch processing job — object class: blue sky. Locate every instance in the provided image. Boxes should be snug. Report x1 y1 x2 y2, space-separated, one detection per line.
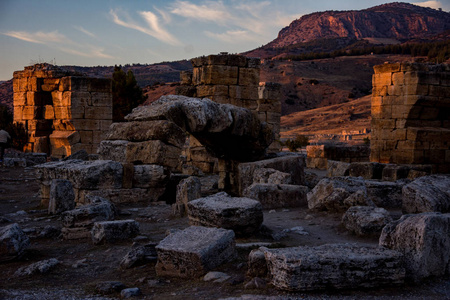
1 0 449 80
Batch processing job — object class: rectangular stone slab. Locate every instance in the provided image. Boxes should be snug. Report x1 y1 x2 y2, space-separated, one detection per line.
155 226 235 278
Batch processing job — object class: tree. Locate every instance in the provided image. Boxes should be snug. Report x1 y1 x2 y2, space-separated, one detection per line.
112 66 146 122
285 134 309 152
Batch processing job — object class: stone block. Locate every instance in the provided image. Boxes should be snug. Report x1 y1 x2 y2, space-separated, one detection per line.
188 192 263 236
133 164 168 188
348 162 385 179
60 76 89 92
247 249 268 277
88 78 111 93
126 140 181 171
262 244 404 291
373 63 401 74
402 175 450 214
21 106 41 120
43 105 55 119
307 177 370 212
342 206 392 236
90 92 112 106
97 140 128 162
48 179 75 214
365 180 404 208
86 187 166 204
382 164 410 181
155 226 236 278
243 183 308 209
306 157 328 169
85 106 112 120
180 70 193 85
61 196 115 228
252 168 291 185
0 223 30 258
173 176 202 217
327 160 350 177
91 220 139 244
203 65 238 85
71 119 100 131
380 212 450 282
61 227 91 240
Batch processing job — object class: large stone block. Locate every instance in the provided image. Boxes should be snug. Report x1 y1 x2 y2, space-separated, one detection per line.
380 212 450 281
173 176 202 217
348 162 385 179
188 192 263 236
97 140 128 162
91 220 139 244
243 183 308 209
262 244 405 291
238 155 305 196
155 226 236 278
132 165 168 189
85 187 166 204
61 196 115 228
342 206 392 236
125 140 181 170
203 65 239 85
0 223 30 258
365 180 404 209
327 160 350 177
252 168 291 185
402 175 450 214
48 179 75 214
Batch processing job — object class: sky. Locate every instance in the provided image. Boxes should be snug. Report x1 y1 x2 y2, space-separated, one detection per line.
1 0 449 80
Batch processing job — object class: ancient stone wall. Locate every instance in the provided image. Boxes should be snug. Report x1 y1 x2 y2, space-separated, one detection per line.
13 64 112 158
370 62 450 173
306 144 370 169
177 54 281 173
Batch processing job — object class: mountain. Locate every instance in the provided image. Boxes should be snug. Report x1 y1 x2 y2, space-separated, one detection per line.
247 2 450 58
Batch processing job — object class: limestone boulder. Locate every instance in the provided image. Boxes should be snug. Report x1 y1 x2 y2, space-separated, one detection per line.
243 184 308 209
126 96 273 162
342 206 393 236
0 223 30 258
120 243 157 269
304 171 320 189
91 220 140 244
188 192 263 236
307 177 370 212
262 244 405 291
252 168 291 185
326 160 350 177
48 179 75 214
402 175 450 214
380 212 450 281
105 120 186 148
14 258 60 277
155 226 236 278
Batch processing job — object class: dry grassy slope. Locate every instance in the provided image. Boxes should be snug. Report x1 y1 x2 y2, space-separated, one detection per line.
281 95 371 139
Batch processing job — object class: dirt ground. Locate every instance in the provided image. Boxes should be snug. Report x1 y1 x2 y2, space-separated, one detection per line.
1 166 450 300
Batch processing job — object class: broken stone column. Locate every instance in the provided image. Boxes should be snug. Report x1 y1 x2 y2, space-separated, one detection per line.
370 62 450 173
172 176 202 217
13 63 112 157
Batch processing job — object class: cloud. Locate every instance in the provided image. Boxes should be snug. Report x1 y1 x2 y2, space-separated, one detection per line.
74 26 96 38
59 46 115 59
110 8 181 46
3 30 71 44
205 30 260 43
170 0 231 23
412 1 448 10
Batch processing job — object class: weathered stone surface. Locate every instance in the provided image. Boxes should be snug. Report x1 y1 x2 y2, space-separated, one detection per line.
307 177 369 212
173 176 202 217
402 175 450 214
327 160 350 177
342 206 393 236
0 223 30 258
14 258 59 277
97 140 128 162
155 226 236 278
243 184 308 209
348 162 385 179
304 171 320 189
382 164 410 181
132 165 168 188
380 212 450 281
126 96 273 162
262 244 405 291
91 220 140 244
48 179 75 214
62 149 89 161
188 192 263 235
252 168 291 185
365 180 405 208
105 120 186 148
61 196 115 228
120 243 157 269
121 287 141 298
84 187 166 204
247 248 268 277
238 155 305 195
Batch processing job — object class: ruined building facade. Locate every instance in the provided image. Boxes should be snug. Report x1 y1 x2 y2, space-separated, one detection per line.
176 54 281 173
13 64 112 158
370 62 450 173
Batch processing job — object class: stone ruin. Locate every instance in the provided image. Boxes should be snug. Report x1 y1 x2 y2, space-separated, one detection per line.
371 62 450 173
13 63 112 158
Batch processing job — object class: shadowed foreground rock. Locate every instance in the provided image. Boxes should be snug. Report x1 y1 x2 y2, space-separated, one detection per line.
0 223 30 259
155 226 236 278
125 95 273 161
188 192 263 236
91 220 140 244
342 206 392 236
380 212 450 282
262 244 405 291
243 184 308 209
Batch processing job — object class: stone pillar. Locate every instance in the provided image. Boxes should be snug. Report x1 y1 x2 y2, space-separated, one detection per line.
13 64 112 158
370 62 450 173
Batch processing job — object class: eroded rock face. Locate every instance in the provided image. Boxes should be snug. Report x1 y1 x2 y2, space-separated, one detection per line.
379 212 450 281
262 244 405 291
0 223 30 258
307 177 371 212
155 226 236 278
342 206 392 236
126 96 273 162
188 192 263 236
402 175 450 214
